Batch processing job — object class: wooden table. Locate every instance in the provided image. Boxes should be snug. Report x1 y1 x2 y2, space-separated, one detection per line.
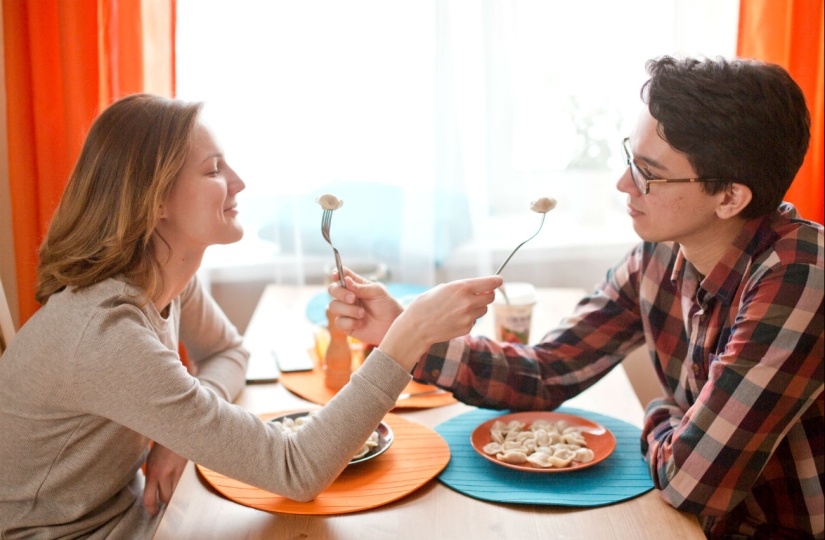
154 285 705 540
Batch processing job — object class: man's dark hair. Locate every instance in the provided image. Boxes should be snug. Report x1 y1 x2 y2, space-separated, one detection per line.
641 56 810 219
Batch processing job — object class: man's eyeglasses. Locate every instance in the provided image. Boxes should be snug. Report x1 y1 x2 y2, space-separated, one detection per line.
621 137 723 195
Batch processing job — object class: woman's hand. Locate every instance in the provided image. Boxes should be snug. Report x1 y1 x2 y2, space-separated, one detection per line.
143 443 188 516
380 275 502 371
327 268 405 345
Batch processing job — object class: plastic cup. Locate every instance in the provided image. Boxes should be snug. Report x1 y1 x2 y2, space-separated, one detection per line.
492 282 536 344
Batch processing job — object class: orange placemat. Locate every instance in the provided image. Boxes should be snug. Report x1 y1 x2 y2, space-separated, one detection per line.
279 348 457 409
196 412 450 515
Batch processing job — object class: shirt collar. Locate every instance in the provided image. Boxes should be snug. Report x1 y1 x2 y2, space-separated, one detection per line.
668 204 799 306
698 205 798 305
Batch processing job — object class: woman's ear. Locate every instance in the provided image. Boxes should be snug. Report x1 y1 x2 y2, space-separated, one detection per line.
716 183 752 220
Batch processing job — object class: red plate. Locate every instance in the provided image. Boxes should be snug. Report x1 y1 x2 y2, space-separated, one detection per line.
470 411 616 473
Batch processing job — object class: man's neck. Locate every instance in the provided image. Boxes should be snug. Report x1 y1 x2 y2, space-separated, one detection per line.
680 217 747 277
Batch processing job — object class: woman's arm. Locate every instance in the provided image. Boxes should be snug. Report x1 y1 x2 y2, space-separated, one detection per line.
72 275 501 502
177 274 248 401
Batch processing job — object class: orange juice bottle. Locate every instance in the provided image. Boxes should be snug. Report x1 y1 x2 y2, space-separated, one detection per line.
324 309 352 391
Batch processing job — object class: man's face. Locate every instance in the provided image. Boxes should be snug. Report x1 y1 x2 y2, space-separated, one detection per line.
616 108 723 247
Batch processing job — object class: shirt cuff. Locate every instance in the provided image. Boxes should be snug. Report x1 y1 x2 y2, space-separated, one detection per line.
412 337 466 387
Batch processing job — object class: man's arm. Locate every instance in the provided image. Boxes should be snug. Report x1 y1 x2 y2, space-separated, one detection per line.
642 260 824 517
413 246 649 410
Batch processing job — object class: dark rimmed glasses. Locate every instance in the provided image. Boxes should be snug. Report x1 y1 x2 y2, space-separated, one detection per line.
622 137 723 195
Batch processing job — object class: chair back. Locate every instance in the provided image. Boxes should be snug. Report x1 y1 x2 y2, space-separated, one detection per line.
0 275 16 355
621 346 664 409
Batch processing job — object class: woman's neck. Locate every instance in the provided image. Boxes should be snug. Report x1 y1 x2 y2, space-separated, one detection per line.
151 239 205 313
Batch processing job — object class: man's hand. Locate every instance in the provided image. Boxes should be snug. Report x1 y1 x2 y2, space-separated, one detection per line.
143 443 187 516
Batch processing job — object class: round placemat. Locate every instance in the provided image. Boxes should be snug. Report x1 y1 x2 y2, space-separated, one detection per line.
197 412 450 515
434 407 653 506
279 349 457 409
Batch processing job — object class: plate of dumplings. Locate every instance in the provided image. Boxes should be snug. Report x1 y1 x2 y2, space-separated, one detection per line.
269 411 394 465
470 411 616 473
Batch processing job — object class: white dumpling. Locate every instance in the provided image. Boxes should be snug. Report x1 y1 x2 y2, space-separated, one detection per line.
562 433 587 446
516 431 535 443
316 194 343 210
526 452 555 468
488 417 592 469
496 450 529 464
530 197 557 213
530 420 553 431
502 441 525 451
364 431 379 447
533 429 551 446
503 430 521 442
483 442 504 455
573 447 595 463
353 430 380 460
546 449 575 467
353 446 370 459
294 415 313 427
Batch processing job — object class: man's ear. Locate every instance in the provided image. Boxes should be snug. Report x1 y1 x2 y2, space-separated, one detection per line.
716 183 752 220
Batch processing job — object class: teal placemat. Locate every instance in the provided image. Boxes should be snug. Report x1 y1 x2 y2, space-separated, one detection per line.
434 407 654 506
305 283 429 325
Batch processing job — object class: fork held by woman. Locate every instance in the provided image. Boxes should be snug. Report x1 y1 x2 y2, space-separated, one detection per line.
316 194 346 287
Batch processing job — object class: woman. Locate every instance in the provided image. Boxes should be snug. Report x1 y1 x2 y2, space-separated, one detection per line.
0 94 502 539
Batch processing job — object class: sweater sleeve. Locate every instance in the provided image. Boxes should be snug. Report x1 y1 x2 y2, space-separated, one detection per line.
71 306 411 502
177 274 248 401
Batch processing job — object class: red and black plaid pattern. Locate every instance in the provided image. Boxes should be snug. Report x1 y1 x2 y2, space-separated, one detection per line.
413 203 824 539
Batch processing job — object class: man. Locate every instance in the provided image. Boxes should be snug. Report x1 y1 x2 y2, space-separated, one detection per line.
328 56 823 539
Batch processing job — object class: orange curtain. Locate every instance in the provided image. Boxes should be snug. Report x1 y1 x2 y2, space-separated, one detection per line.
738 0 825 225
3 0 175 326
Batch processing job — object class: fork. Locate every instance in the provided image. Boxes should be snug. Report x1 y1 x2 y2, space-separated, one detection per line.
321 209 346 287
494 213 547 276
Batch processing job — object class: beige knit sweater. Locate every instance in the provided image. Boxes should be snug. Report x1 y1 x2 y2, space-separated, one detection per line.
0 275 411 539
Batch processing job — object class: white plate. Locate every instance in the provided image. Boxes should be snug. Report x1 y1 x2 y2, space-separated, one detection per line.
268 411 394 465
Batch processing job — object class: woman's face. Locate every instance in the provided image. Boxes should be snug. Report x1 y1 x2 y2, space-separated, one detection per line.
156 121 246 253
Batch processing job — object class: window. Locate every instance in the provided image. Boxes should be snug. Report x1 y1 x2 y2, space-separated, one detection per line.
177 0 739 290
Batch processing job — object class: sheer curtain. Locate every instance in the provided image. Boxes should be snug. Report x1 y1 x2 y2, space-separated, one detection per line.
176 0 739 291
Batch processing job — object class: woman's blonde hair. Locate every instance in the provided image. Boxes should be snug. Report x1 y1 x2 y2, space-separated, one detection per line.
36 94 203 304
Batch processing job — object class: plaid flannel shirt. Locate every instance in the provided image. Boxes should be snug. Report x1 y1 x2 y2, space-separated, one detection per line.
413 203 824 539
